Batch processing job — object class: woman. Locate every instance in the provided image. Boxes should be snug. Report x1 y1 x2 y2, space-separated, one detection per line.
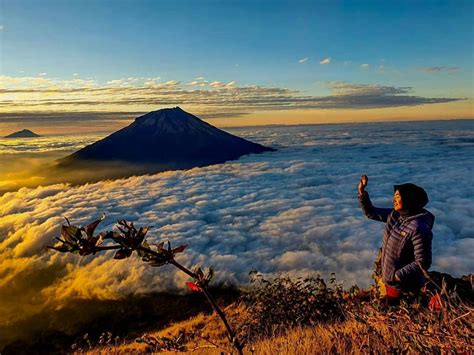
358 175 435 299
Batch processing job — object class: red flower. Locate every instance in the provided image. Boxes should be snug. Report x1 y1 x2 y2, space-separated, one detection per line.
186 282 202 292
429 294 442 312
385 284 401 298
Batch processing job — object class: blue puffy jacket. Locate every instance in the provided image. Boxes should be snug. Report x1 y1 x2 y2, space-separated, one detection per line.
359 191 435 292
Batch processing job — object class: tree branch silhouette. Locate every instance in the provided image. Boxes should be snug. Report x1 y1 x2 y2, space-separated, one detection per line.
47 216 244 355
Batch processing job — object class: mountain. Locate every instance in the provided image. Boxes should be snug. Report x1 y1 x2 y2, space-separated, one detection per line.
57 107 275 173
4 129 41 138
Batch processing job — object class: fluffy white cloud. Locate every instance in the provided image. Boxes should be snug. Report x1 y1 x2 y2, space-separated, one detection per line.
1 121 472 328
0 134 104 154
0 122 472 349
360 63 369 69
209 81 225 88
299 57 309 64
320 58 331 65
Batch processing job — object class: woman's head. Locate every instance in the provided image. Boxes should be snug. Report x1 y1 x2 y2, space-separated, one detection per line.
393 183 429 213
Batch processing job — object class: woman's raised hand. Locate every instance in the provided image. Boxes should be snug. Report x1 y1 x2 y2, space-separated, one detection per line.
358 174 368 195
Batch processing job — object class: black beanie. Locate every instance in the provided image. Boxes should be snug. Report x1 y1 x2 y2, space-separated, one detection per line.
394 183 429 212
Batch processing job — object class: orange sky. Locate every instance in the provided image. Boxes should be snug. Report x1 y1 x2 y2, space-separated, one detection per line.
211 100 474 127
1 99 472 136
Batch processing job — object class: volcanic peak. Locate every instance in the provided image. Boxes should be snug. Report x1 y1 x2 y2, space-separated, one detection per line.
4 129 41 138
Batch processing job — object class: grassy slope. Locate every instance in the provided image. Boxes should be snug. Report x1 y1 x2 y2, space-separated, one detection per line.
84 293 473 354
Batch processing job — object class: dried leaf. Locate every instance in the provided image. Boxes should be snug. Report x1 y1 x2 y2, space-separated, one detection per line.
116 226 127 236
84 214 105 238
206 266 214 282
114 248 132 259
61 225 80 243
47 244 70 253
94 234 104 246
150 260 167 267
156 241 165 251
172 244 187 254
194 267 204 279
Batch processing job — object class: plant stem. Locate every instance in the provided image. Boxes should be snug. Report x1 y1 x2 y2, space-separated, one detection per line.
116 244 244 354
201 286 244 355
169 259 244 355
168 258 199 278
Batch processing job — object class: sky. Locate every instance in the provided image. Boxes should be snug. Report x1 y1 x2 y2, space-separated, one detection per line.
0 0 473 134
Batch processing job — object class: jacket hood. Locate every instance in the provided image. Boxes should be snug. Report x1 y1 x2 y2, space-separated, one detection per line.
404 209 435 230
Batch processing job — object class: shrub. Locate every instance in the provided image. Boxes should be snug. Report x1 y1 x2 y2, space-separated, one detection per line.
239 272 345 341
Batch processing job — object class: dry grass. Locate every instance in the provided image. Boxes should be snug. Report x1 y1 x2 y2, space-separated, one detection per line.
79 274 473 354
251 323 362 355
81 301 473 354
81 305 244 354
252 304 473 354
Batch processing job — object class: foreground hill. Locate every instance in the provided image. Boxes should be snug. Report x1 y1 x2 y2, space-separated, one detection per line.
58 107 275 170
84 273 472 354
10 272 465 354
4 129 40 138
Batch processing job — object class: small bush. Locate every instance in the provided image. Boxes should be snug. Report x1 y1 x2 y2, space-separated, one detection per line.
239 271 473 353
239 272 345 341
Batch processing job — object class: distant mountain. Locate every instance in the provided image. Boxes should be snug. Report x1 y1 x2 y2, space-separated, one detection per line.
57 107 275 174
4 129 41 138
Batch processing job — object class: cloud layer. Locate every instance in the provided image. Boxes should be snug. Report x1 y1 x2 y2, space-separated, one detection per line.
0 120 473 327
0 75 463 127
0 134 103 154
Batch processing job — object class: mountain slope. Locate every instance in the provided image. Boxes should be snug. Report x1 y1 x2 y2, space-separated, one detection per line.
4 129 40 138
59 107 274 171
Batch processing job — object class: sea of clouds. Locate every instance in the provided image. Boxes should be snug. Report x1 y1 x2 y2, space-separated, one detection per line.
1 120 473 327
0 133 104 154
